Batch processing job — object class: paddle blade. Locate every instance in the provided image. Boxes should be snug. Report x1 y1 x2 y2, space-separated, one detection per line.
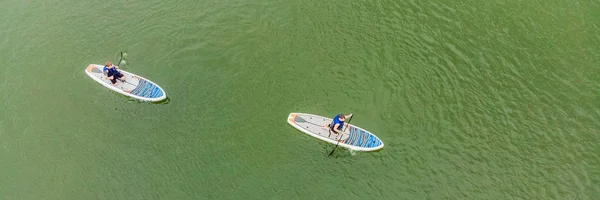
117 51 128 67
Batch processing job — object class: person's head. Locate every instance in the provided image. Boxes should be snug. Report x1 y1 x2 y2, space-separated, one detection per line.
338 114 346 121
105 61 113 68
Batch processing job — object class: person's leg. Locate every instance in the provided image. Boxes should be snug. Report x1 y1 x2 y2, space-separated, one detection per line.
321 123 331 130
117 72 125 80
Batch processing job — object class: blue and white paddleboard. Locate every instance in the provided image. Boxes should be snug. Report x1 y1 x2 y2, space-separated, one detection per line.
287 113 384 151
84 64 167 102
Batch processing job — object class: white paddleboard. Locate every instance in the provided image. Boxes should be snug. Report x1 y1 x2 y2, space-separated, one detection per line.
84 64 167 102
287 113 384 151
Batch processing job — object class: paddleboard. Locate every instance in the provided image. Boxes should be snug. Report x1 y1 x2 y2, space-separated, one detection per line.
84 64 167 102
287 113 384 151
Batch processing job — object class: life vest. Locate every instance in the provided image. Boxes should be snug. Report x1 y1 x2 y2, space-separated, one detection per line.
104 65 119 77
330 114 344 132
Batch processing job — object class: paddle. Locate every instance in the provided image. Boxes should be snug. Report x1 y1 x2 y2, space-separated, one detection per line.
328 114 353 156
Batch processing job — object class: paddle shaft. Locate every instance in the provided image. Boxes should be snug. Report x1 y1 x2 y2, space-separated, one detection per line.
117 51 123 68
328 114 353 156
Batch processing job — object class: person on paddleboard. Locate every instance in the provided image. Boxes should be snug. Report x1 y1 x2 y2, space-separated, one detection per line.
103 61 125 85
322 113 353 135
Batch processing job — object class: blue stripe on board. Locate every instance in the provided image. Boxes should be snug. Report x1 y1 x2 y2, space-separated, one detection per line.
354 129 363 146
354 128 362 146
370 136 378 147
351 128 360 146
368 133 379 148
344 127 352 144
139 84 152 96
359 130 366 146
140 81 151 95
128 78 163 98
341 126 382 149
350 129 358 146
368 135 377 148
140 82 152 95
369 135 376 147
363 134 372 147
349 127 357 145
344 127 353 144
132 80 149 96
146 86 157 97
138 80 149 94
149 87 158 98
130 79 144 94
151 87 162 98
349 127 358 145
148 87 158 97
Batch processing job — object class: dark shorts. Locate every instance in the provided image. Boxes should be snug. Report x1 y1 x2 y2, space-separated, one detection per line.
330 126 341 133
110 72 124 84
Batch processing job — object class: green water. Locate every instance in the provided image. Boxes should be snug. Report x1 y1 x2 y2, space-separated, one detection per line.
1 0 599 199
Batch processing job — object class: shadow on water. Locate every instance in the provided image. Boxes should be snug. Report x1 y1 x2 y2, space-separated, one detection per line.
109 90 170 104
120 95 171 104
151 97 170 105
324 143 386 158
